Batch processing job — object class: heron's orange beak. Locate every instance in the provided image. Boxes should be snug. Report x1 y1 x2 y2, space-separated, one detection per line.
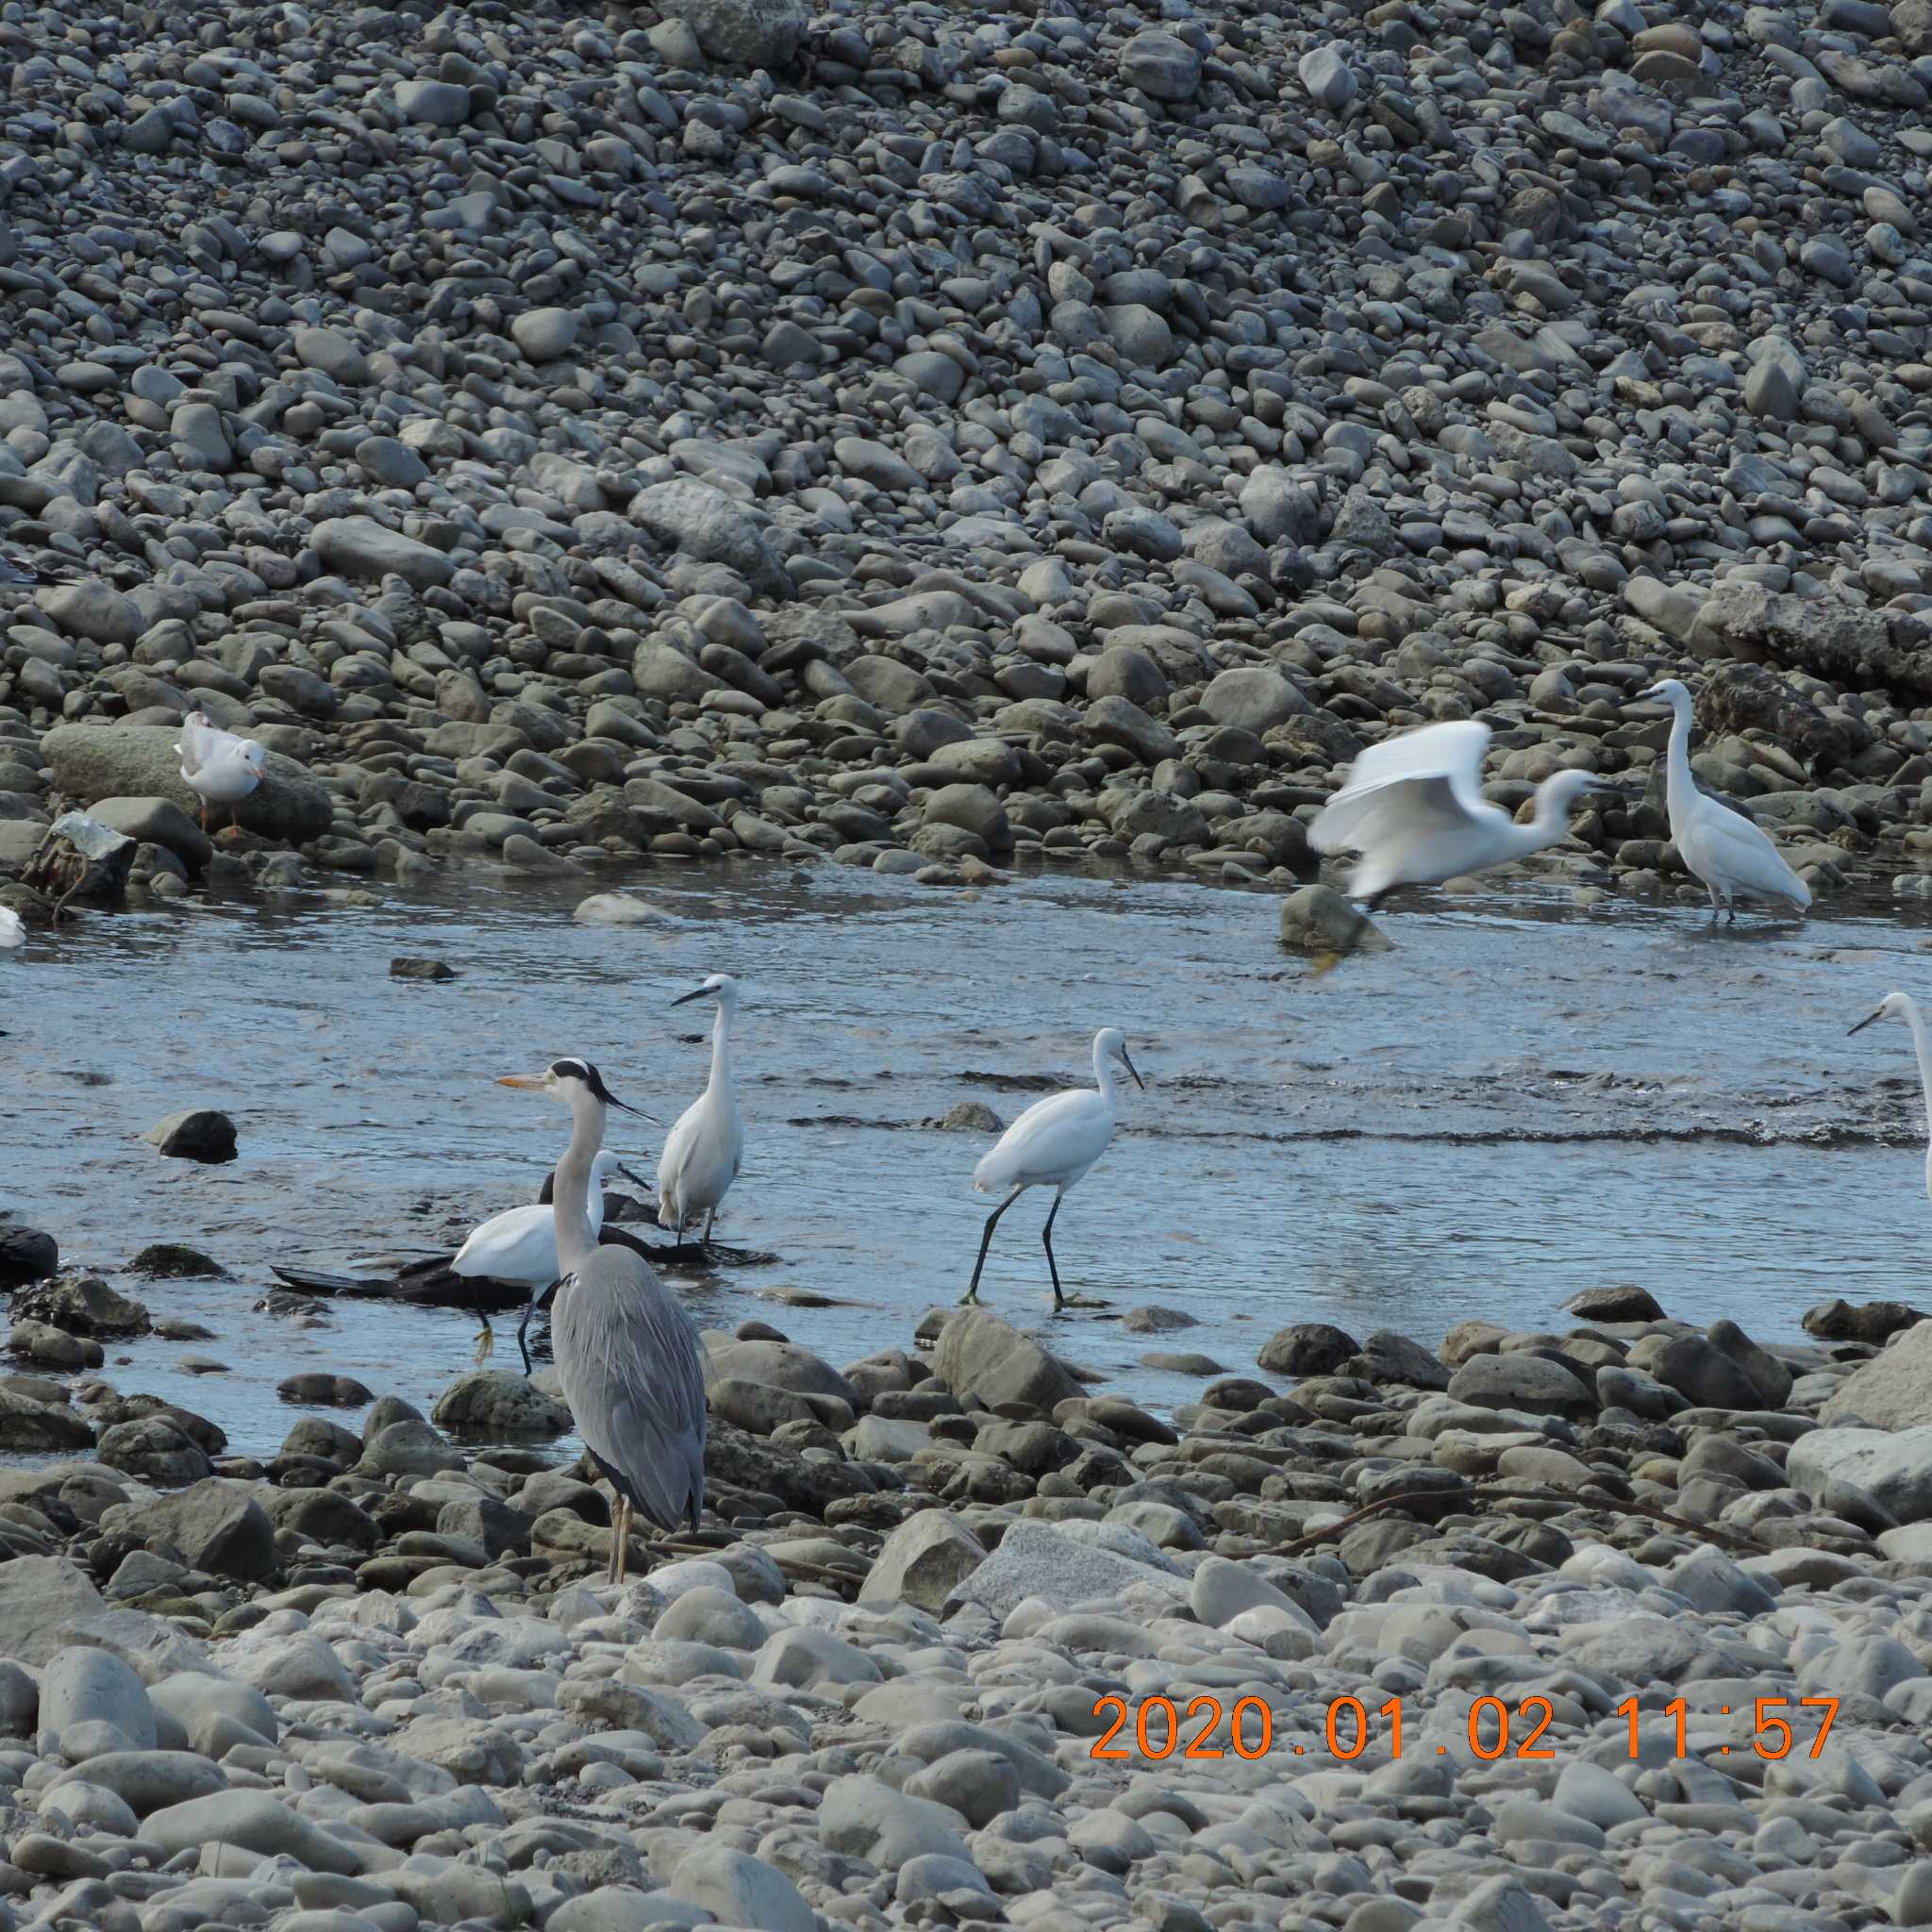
496 1074 545 1090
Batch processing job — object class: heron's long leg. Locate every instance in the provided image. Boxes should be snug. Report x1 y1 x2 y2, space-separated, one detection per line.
612 1498 631 1588
468 1279 495 1367
962 1190 1022 1306
1041 1192 1066 1309
704 1208 717 1242
516 1286 547 1376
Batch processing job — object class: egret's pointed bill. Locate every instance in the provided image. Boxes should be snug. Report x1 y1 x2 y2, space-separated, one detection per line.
1121 1048 1145 1091
1849 1009 1886 1036
670 985 710 1007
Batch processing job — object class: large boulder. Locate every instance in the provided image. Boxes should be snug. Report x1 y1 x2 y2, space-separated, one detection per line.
657 0 808 67
858 1510 987 1613
628 479 790 598
0 1558 105 1667
1789 1425 1932 1524
1689 583 1932 701
944 1520 1187 1620
40 724 332 843
100 1480 276 1581
430 1371 572 1439
933 1309 1082 1415
1822 1323 1932 1428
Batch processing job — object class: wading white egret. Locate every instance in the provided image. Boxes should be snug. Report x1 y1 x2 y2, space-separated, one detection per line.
658 974 744 1247
964 1027 1144 1310
1849 992 1932 1200
1309 720 1603 906
498 1058 708 1585
1637 679 1810 921
450 1149 644 1372
176 710 267 834
0 908 22 950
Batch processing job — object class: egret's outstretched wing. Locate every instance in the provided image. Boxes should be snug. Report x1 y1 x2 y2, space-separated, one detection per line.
974 1090 1114 1193
553 1249 708 1534
1309 721 1495 855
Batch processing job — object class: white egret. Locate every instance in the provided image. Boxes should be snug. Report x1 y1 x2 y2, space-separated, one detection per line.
964 1027 1144 1310
1849 992 1932 1201
0 907 22 950
658 973 743 1247
176 710 267 834
1636 678 1810 921
449 1149 644 1372
498 1059 707 1585
1308 720 1603 906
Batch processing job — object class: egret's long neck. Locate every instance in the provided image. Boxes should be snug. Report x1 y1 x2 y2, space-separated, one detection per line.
553 1093 607 1276
708 999 735 1097
1522 779 1579 853
1904 1000 1932 1201
1662 694 1696 838
1091 1038 1117 1105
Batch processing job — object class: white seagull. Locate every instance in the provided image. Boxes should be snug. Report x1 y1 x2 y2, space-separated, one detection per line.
658 974 744 1246
1636 679 1809 921
176 710 267 834
1309 720 1602 907
964 1026 1144 1310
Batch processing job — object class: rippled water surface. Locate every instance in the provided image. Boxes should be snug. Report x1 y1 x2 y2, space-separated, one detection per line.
6 857 1932 1465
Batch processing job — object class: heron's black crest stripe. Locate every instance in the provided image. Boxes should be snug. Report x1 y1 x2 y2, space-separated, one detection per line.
548 1058 640 1115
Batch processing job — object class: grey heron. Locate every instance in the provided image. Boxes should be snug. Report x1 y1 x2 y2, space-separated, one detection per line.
1634 679 1810 921
498 1058 708 1585
1309 719 1604 908
658 974 745 1247
964 1027 1144 1311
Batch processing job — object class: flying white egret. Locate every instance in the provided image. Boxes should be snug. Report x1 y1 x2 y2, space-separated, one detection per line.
1308 720 1603 906
176 710 267 834
658 974 744 1247
1849 992 1932 1201
498 1059 708 1586
0 907 22 950
450 1149 645 1372
1636 679 1810 922
964 1026 1144 1310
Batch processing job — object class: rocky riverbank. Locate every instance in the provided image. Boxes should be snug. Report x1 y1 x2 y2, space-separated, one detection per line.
8 1 1932 924
1 1277 1931 1929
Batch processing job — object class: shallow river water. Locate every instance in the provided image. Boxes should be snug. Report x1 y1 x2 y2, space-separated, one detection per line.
5 857 1932 1465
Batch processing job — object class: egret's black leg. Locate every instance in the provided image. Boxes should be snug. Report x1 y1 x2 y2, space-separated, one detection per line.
962 1190 1021 1306
468 1279 495 1365
516 1289 541 1376
1041 1193 1066 1309
704 1208 717 1242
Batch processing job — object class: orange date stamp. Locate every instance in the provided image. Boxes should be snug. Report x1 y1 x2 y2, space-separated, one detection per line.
1090 1694 1840 1762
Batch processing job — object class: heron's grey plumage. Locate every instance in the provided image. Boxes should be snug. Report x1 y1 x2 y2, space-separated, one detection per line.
552 1245 708 1533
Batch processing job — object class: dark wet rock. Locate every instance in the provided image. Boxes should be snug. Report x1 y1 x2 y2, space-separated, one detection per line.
1564 1285 1666 1322
929 1102 1003 1134
0 1226 59 1288
14 1274 150 1338
127 1244 227 1280
1279 886 1390 957
1804 1298 1925 1344
141 1111 237 1163
0 1388 94 1451
1257 1322 1361 1376
1344 1331 1452 1392
94 1416 213 1487
276 1374 375 1407
390 957 457 981
1642 1333 1765 1412
431 1371 572 1439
